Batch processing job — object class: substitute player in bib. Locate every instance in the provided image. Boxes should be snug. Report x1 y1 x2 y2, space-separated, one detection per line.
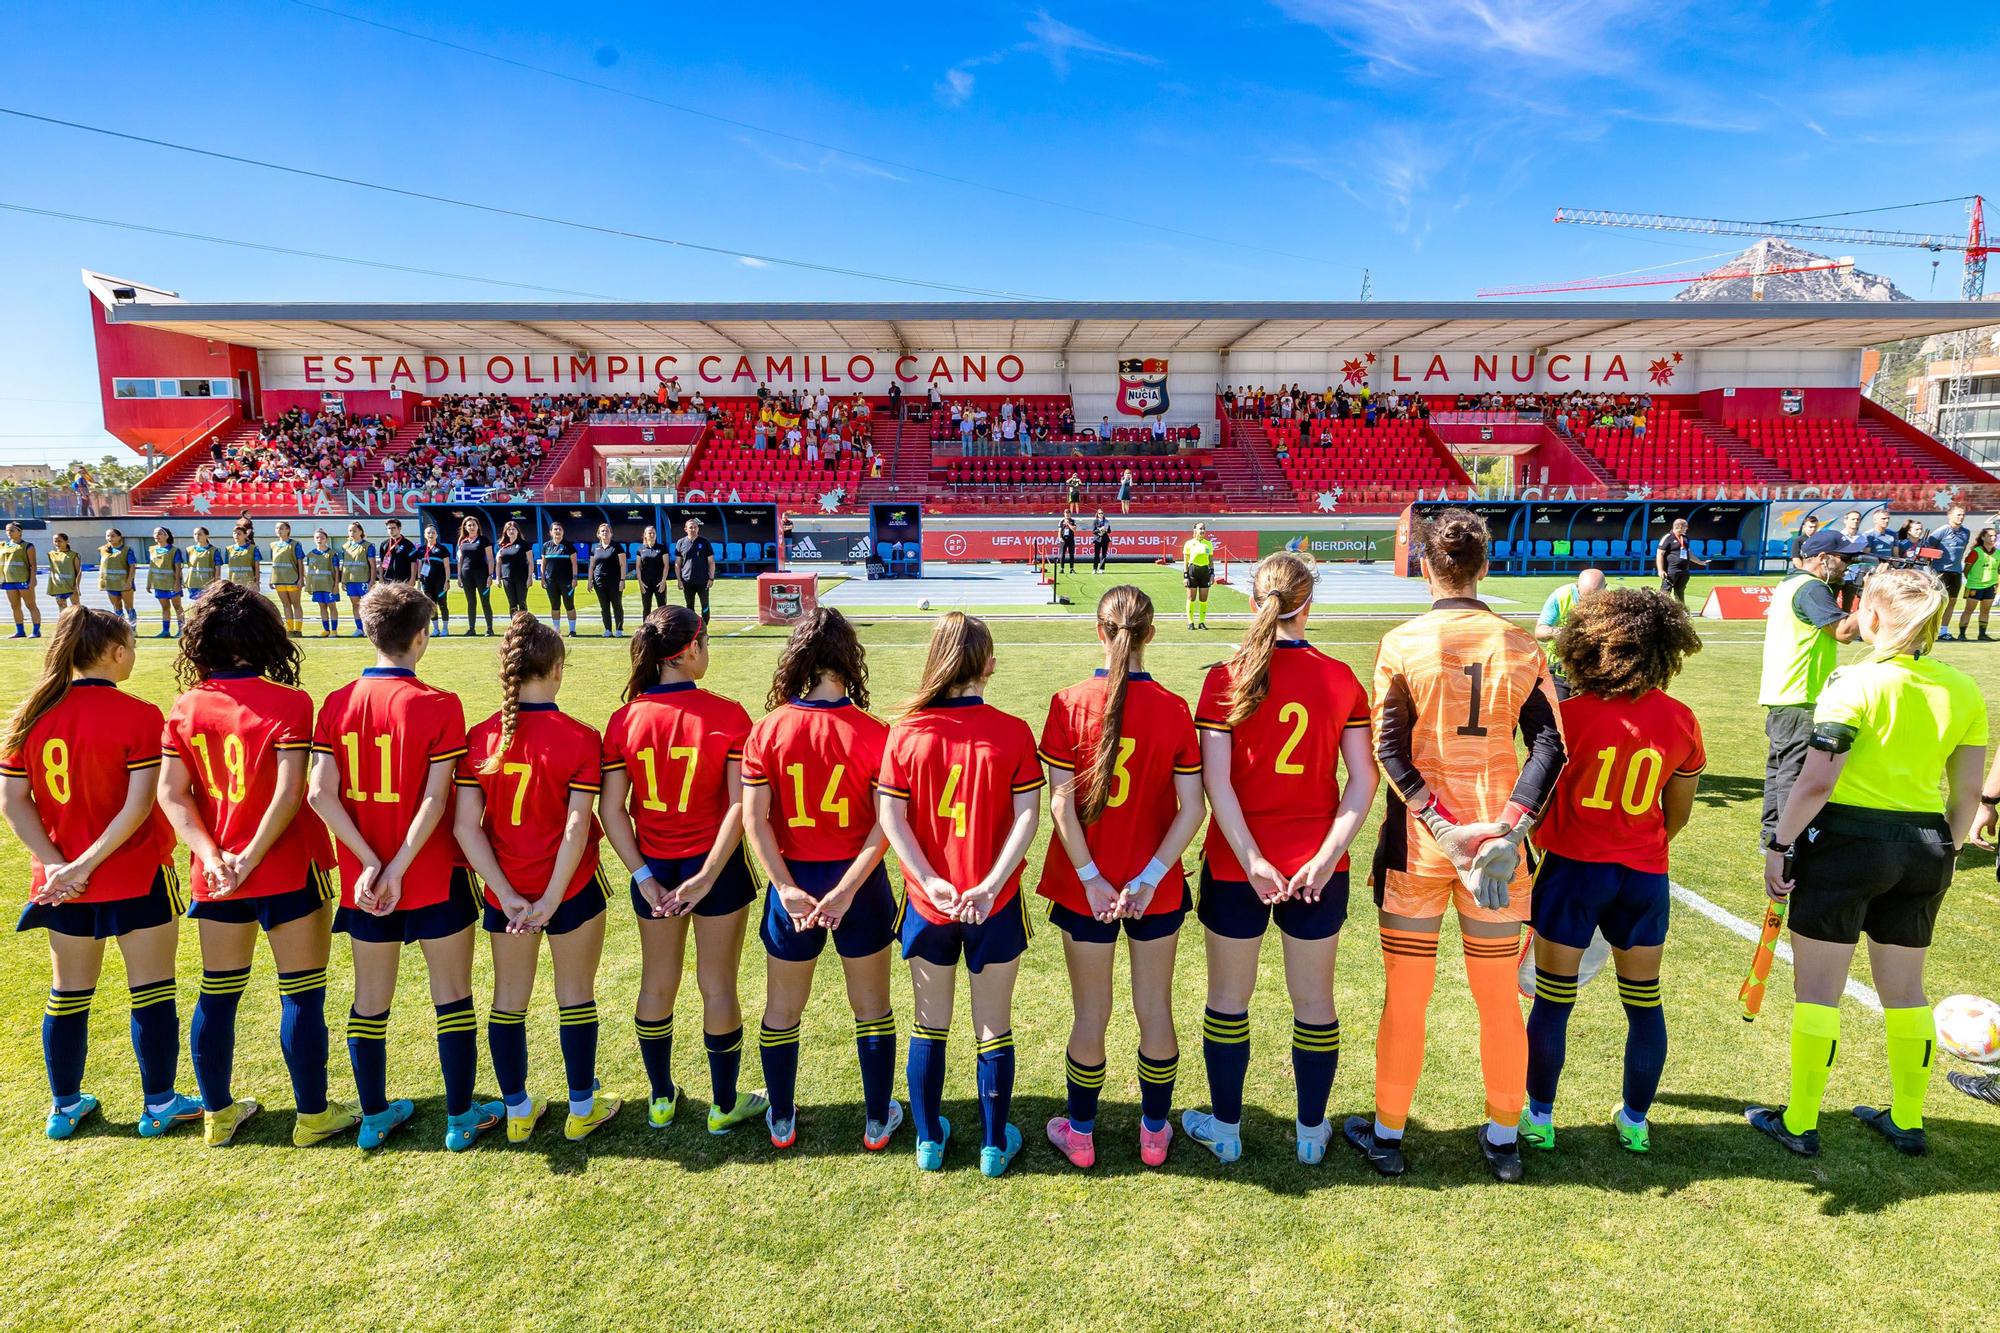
185 528 220 603
157 583 356 1148
1182 523 1217 630
1039 587 1207 1169
600 606 767 1136
1183 554 1377 1165
339 523 376 637
0 608 198 1139
2 520 42 639
44 532 81 615
224 521 262 592
741 609 904 1151
304 530 341 638
1351 508 1567 1183
877 613 1045 1177
454 613 619 1144
308 583 500 1152
98 527 136 628
1749 568 1987 1157
1521 589 1704 1156
1952 525 1998 642
268 521 306 638
145 527 185 639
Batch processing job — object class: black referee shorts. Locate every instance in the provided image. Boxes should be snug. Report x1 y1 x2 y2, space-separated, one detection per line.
1788 804 1955 948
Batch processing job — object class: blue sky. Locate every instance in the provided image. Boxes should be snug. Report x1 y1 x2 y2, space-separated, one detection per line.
2 0 1995 463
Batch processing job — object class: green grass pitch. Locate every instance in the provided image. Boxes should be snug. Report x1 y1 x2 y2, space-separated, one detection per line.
1 572 1997 1330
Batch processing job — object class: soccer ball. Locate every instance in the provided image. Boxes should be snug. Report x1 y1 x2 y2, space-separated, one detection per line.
917 598 932 610
1935 994 2000 1064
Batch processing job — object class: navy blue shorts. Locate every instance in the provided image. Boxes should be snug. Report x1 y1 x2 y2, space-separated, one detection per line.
1529 849 1669 951
335 868 480 944
629 845 758 920
343 582 369 598
1048 899 1187 944
761 858 897 962
898 890 1029 972
17 865 184 939
483 869 609 935
311 591 340 605
1196 864 1348 941
187 866 336 930
0 581 28 592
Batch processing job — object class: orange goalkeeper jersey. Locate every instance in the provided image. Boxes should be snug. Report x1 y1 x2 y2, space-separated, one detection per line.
1369 597 1567 882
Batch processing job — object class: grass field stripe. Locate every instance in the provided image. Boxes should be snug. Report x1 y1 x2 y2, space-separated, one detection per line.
1667 881 1882 1013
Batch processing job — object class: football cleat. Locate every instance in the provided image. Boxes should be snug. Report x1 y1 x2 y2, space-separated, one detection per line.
136 1093 203 1139
203 1097 261 1147
292 1100 361 1147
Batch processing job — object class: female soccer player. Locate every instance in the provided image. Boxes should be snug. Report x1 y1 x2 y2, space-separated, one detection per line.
307 583 501 1152
225 521 262 592
1039 587 1207 1169
457 515 495 636
1521 588 1705 1155
600 606 766 1136
45 532 80 614
186 527 220 603
157 582 357 1148
538 521 579 636
877 612 1044 1177
0 607 197 1139
2 520 42 639
268 520 306 637
588 523 626 638
1181 554 1377 1166
1750 567 1986 1158
1350 508 1567 1184
304 530 341 638
339 523 376 637
1953 526 1998 641
635 524 669 620
741 609 902 1151
416 525 453 638
454 613 619 1144
145 526 185 638
99 527 136 628
496 520 532 619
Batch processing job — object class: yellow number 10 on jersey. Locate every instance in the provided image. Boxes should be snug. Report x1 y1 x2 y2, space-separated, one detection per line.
1578 745 1665 816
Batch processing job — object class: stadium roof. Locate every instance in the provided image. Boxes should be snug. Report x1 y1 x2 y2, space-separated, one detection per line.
92 287 1998 353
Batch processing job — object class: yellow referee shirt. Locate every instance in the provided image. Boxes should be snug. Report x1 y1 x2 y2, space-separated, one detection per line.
1183 536 1215 568
1815 654 1988 814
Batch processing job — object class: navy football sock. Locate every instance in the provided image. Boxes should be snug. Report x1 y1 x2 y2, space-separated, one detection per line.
486 1008 529 1103
1137 1048 1178 1130
558 1001 599 1105
42 987 93 1105
1201 1007 1250 1126
1618 976 1667 1119
127 979 180 1101
434 997 477 1117
1064 1052 1105 1134
854 1013 896 1125
1526 968 1580 1117
635 1012 676 1102
976 1031 1016 1150
907 1025 949 1143
704 1026 744 1111
346 1008 389 1115
758 1019 801 1120
276 968 329 1116
1291 1017 1341 1128
191 966 251 1112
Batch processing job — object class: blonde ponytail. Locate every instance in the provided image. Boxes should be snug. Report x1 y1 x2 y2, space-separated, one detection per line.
3 607 131 755
900 612 994 715
1224 553 1314 727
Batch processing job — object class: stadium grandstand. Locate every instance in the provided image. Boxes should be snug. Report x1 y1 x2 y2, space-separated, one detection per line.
74 274 2000 533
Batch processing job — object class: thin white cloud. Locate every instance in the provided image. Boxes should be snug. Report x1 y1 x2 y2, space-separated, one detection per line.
737 256 769 269
1275 0 1658 73
939 10 1157 107
936 67 976 107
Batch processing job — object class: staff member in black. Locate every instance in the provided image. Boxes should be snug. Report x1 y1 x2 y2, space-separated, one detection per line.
378 517 418 585
456 515 494 635
416 523 454 636
1655 517 1708 606
588 522 627 637
538 520 580 635
1090 509 1112 573
675 517 716 626
1057 513 1077 573
634 523 669 619
496 519 533 617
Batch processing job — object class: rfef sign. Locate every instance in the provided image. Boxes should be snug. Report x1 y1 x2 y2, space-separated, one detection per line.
1701 585 1777 620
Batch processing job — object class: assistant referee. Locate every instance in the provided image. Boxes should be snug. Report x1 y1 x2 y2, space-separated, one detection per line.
1758 527 1865 849
1182 522 1216 629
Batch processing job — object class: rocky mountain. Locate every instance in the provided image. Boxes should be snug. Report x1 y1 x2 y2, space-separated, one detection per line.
1674 238 1910 302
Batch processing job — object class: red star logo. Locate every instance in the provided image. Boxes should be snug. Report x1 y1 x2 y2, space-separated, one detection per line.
1671 351 1683 363
1341 357 1368 386
1364 352 1377 364
1648 357 1675 386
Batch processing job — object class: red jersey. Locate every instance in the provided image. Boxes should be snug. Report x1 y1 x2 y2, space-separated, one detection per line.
456 704 603 904
1534 689 1705 874
741 696 889 863
310 667 468 909
878 698 1045 925
0 680 174 902
1195 642 1372 879
1035 672 1201 915
162 673 331 899
601 682 753 860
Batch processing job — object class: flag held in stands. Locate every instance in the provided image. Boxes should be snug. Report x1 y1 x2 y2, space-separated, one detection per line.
1116 357 1169 416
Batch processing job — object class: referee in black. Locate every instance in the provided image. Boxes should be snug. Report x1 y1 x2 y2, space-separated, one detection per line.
1090 509 1112 573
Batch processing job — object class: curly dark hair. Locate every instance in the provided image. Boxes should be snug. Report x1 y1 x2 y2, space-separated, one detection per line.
765 607 870 711
1553 587 1702 698
175 580 303 689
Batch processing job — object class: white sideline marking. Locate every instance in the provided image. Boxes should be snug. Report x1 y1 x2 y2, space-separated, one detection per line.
1669 881 1883 1012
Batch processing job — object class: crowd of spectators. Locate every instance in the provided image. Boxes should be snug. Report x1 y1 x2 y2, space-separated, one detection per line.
1439 391 1658 436
742 385 875 468
935 398 1079 450
1224 384 1431 424
380 393 580 496
194 407 398 499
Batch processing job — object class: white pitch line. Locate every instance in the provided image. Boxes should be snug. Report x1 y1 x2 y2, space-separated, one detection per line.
1669 881 1882 1012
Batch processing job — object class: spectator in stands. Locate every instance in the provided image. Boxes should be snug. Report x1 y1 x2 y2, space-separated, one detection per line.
887 381 903 419
1118 467 1135 515
927 382 942 412
1066 470 1085 515
1099 415 1113 441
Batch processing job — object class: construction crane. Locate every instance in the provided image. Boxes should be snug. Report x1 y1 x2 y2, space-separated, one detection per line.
1554 200 1992 452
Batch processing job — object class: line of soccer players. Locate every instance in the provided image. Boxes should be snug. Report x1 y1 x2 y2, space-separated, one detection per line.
1 508 1986 1179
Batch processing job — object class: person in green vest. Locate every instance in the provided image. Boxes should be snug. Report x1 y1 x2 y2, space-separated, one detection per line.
304 528 341 637
339 522 376 637
44 531 80 613
98 526 136 628
146 525 186 638
225 519 263 593
1533 567 1604 700
1757 527 1865 853
185 526 221 601
1182 521 1217 629
1951 526 1999 642
268 519 305 638
0 520 41 639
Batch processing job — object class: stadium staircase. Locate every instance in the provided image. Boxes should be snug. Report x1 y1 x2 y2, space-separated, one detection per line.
525 430 584 490
1218 418 1289 509
858 415 932 502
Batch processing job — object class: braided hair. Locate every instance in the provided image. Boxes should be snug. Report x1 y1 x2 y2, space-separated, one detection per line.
481 611 567 773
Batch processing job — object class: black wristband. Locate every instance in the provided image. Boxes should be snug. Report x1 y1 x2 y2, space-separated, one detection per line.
1981 794 2000 807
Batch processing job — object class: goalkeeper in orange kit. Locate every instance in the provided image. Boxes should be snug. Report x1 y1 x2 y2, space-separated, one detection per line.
1346 509 1567 1184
